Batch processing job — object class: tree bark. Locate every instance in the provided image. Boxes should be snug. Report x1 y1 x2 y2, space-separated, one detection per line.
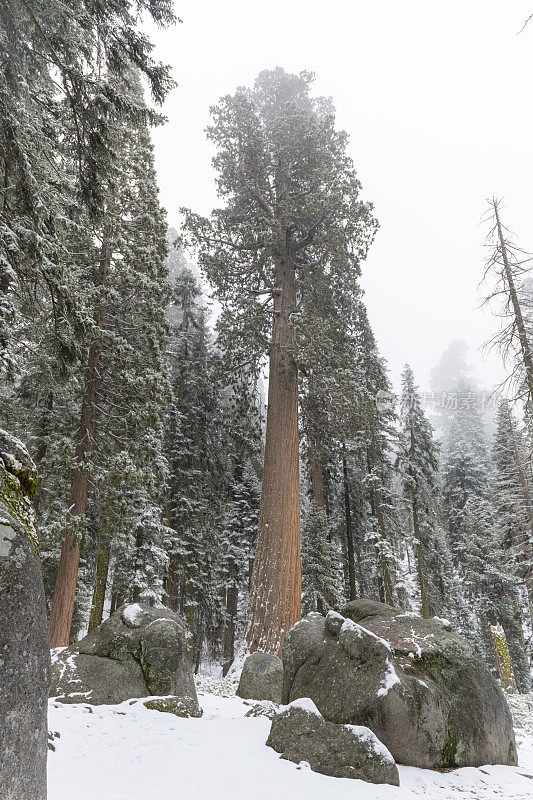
367 442 393 605
88 540 110 631
494 203 533 403
342 447 357 601
310 453 326 512
246 250 301 656
33 391 53 516
49 234 110 647
167 553 181 612
412 497 430 618
222 585 238 676
48 340 101 646
132 526 144 603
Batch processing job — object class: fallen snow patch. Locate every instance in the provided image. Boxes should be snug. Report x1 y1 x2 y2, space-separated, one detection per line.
47 684 533 800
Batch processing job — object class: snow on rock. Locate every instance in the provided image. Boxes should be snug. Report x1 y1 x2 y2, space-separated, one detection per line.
121 603 145 628
326 611 344 623
325 610 345 635
377 659 401 698
344 725 395 763
287 698 322 717
340 617 394 654
47 685 533 800
431 616 452 630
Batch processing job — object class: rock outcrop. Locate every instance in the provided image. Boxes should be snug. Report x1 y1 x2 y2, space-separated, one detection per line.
143 696 202 717
0 431 50 800
282 601 517 769
51 602 201 715
237 651 283 703
267 698 399 784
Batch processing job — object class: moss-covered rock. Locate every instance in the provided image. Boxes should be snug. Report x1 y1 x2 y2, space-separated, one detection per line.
282 600 516 769
50 602 201 716
0 431 50 800
143 696 203 718
267 699 400 785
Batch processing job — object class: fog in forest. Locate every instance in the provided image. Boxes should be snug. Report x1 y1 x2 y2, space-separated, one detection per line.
148 0 533 398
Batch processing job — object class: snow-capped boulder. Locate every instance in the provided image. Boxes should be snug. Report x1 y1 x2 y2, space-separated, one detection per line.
50 603 201 714
236 651 283 703
0 431 50 800
282 600 517 769
266 698 399 784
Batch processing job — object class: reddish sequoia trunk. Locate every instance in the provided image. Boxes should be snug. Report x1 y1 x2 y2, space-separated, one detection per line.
49 235 110 647
49 342 101 646
246 251 301 657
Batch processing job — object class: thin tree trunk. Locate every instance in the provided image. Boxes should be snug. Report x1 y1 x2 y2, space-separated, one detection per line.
412 497 429 618
110 587 122 615
342 446 357 601
246 248 301 656
88 540 110 631
310 452 326 512
167 553 181 612
494 203 533 402
49 234 110 647
48 341 101 646
222 585 238 676
367 442 393 605
33 391 53 515
132 526 144 603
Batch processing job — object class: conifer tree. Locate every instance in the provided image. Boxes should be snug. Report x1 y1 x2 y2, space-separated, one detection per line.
301 501 343 615
397 364 444 617
182 68 376 655
165 268 219 621
48 76 170 645
0 0 174 374
492 400 533 650
353 301 401 605
441 393 531 689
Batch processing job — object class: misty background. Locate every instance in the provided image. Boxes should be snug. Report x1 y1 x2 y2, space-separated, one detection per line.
148 0 533 405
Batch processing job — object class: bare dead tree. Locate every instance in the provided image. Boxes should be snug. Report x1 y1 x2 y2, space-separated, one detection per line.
480 198 533 410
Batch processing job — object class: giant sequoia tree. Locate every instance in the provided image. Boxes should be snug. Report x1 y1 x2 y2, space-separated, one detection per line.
183 68 376 654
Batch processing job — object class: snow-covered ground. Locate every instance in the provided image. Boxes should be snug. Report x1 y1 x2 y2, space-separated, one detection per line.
48 682 533 800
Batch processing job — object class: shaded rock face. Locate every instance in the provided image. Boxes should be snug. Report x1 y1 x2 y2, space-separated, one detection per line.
282 601 517 769
143 696 203 718
267 699 399 785
51 602 201 714
0 431 50 800
237 652 283 703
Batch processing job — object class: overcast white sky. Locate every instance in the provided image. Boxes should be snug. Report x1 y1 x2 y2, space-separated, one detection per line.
149 1 533 393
